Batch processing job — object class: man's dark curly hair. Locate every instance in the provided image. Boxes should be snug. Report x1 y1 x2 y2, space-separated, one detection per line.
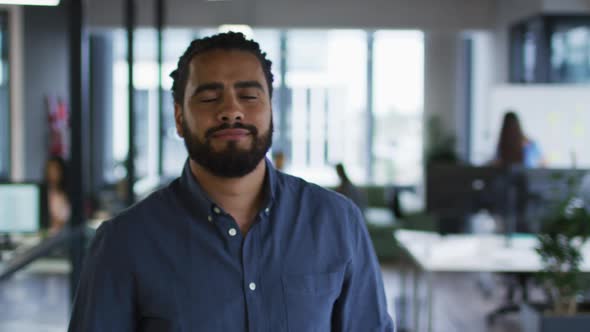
170 32 274 106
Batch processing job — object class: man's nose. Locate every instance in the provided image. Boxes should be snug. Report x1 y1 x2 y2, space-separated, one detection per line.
217 95 244 123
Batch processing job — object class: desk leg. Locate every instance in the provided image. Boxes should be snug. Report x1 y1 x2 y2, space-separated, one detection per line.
398 267 408 331
427 271 434 332
413 268 420 332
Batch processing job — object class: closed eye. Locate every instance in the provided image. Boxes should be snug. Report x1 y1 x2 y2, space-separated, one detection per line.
241 95 257 100
199 97 218 103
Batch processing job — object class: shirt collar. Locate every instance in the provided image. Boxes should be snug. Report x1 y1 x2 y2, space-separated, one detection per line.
263 157 278 211
179 159 216 216
178 157 278 217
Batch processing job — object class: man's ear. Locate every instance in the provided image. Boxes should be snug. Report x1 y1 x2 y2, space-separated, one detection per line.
174 103 184 138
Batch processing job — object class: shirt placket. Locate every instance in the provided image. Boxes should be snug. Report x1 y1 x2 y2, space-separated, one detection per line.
243 206 271 332
208 204 242 256
209 204 258 331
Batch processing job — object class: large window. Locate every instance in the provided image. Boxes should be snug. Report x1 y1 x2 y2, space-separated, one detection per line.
284 30 368 185
161 29 195 177
551 25 590 82
373 31 424 185
93 27 424 190
94 28 162 194
510 15 590 83
130 29 159 192
109 29 129 184
0 12 9 179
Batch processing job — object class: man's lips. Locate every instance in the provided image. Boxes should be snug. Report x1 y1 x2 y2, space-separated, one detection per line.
211 128 251 139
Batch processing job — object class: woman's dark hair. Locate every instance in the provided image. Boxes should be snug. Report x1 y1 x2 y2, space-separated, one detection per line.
496 111 525 166
45 155 68 192
169 31 274 106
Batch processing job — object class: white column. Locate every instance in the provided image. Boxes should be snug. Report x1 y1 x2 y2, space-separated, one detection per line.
3 5 24 181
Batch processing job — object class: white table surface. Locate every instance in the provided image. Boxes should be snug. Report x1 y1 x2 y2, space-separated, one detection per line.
395 230 590 273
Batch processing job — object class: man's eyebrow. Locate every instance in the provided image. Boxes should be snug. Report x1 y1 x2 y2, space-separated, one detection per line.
234 81 264 91
194 83 224 95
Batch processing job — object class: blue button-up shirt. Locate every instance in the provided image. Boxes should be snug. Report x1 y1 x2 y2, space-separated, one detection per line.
69 159 395 332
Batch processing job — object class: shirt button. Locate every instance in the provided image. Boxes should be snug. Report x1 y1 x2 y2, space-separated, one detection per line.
264 207 270 214
207 215 212 222
213 207 221 214
249 282 256 291
228 228 237 237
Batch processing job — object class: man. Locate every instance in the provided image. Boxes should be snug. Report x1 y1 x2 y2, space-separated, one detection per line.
69 32 395 331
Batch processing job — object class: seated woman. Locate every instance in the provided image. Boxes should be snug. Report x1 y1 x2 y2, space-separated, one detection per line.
45 156 71 235
334 163 367 213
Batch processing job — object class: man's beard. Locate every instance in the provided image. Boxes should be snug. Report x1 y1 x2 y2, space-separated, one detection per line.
182 119 273 178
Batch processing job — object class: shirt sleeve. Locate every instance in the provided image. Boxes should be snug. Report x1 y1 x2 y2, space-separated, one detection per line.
523 140 544 167
531 141 543 164
332 203 396 332
68 220 137 332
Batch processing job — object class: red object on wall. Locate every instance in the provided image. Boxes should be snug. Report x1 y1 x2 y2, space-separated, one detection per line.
47 96 70 158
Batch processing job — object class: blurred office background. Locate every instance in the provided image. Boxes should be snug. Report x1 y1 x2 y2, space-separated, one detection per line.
0 0 589 331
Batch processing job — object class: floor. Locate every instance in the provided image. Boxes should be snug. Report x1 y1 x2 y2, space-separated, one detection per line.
381 262 525 332
0 260 527 332
0 271 70 332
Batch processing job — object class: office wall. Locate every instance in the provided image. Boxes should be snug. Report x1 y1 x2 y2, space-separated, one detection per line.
423 31 461 150
23 4 69 181
88 0 495 31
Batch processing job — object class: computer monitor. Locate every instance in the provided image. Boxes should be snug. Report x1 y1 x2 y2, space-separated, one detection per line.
0 183 44 234
426 164 506 233
426 164 504 216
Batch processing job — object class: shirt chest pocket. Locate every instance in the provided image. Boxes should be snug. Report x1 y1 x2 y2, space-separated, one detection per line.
281 271 344 332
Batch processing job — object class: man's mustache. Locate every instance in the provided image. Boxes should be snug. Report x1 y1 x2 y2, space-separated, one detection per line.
205 122 258 139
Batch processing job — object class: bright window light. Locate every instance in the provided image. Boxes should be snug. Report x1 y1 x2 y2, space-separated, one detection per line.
0 0 60 6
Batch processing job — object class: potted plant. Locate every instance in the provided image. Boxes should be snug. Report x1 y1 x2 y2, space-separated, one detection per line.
521 173 590 332
424 114 458 166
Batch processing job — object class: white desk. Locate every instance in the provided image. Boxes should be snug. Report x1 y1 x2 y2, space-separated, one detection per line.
395 230 590 332
0 230 75 280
